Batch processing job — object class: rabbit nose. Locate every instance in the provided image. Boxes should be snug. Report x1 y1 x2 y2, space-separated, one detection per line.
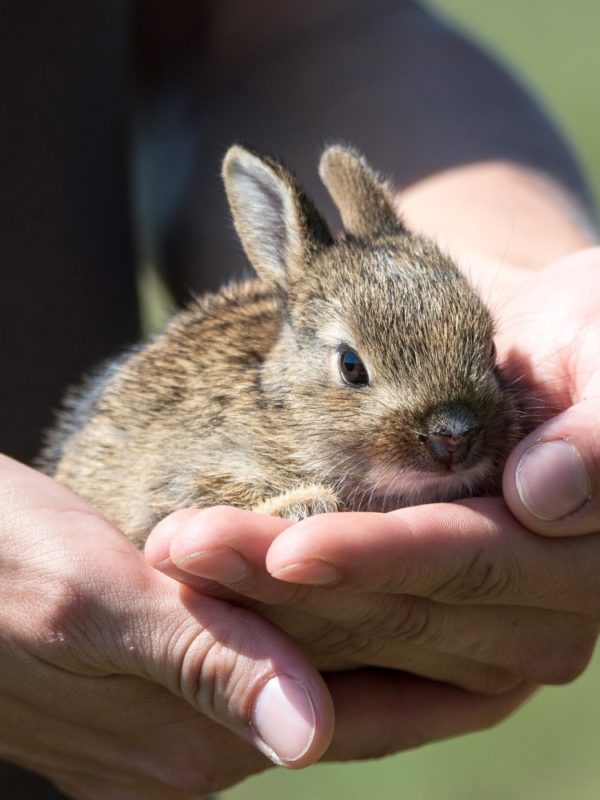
418 404 482 468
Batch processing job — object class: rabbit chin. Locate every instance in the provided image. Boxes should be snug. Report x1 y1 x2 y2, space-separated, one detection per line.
361 458 498 511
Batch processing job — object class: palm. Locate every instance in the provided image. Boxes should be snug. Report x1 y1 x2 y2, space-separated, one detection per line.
496 248 600 420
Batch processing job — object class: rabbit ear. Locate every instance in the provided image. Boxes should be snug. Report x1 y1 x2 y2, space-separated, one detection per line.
222 145 333 289
319 145 406 238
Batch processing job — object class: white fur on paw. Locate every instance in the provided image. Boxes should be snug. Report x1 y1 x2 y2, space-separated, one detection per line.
254 485 339 520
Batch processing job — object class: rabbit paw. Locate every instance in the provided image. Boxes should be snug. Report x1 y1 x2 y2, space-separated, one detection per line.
254 485 339 520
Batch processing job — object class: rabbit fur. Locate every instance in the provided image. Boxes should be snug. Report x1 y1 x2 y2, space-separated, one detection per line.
41 145 521 546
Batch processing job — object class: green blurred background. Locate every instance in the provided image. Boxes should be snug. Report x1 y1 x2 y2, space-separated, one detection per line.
223 2 600 799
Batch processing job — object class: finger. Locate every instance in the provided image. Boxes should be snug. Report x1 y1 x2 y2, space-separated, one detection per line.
147 506 299 604
151 510 597 687
265 500 600 616
259 586 595 687
146 512 522 690
355 647 522 695
145 511 527 692
144 509 539 688
142 497 597 685
145 507 244 601
503 396 600 536
324 670 537 761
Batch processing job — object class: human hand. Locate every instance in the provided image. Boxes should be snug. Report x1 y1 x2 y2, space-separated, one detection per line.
148 248 600 697
147 501 595 696
496 247 600 537
1 457 531 798
0 455 338 798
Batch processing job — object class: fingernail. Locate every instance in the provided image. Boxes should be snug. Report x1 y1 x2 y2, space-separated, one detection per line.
174 547 249 584
252 676 316 765
270 558 340 585
153 556 174 572
517 440 592 521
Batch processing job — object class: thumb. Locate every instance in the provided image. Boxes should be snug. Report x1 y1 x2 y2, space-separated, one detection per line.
111 571 334 768
503 397 599 536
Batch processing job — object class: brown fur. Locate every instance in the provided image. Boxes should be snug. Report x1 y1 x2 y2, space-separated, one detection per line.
40 145 521 543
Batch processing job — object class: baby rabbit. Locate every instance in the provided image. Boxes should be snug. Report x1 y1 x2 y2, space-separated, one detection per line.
41 145 521 546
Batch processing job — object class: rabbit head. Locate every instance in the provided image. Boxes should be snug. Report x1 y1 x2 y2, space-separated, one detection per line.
222 145 520 509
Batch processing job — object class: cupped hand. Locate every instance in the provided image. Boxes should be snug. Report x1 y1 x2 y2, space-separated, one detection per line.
148 248 600 699
147 501 596 694
1 457 530 799
0 455 337 798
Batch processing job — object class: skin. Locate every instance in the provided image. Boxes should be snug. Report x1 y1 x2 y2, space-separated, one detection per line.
1 0 598 797
0 455 533 799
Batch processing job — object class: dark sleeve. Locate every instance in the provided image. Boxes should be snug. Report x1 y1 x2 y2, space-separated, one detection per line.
0 1 140 464
144 0 593 304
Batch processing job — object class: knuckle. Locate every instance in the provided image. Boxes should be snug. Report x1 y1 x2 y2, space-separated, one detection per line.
277 581 318 609
433 548 514 604
464 666 522 695
528 632 596 685
355 595 443 647
307 623 371 662
280 596 448 666
179 604 266 721
472 684 530 732
186 627 236 717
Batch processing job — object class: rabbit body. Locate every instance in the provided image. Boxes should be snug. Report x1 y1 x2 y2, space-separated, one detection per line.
42 146 521 545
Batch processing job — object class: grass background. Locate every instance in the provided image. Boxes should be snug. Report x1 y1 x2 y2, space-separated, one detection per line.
222 2 600 798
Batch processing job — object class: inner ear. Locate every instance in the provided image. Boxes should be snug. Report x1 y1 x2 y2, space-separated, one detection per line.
223 146 332 289
226 153 294 272
319 145 406 239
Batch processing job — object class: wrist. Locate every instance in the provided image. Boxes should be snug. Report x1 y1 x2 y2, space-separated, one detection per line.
400 160 597 298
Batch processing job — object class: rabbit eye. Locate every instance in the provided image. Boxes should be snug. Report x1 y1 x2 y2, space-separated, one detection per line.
339 347 369 386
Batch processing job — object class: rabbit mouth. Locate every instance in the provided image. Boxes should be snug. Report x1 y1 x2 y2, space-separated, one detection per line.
358 457 499 511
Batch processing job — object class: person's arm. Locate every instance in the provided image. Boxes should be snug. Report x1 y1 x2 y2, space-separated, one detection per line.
0 2 141 466
145 0 595 298
402 162 597 299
